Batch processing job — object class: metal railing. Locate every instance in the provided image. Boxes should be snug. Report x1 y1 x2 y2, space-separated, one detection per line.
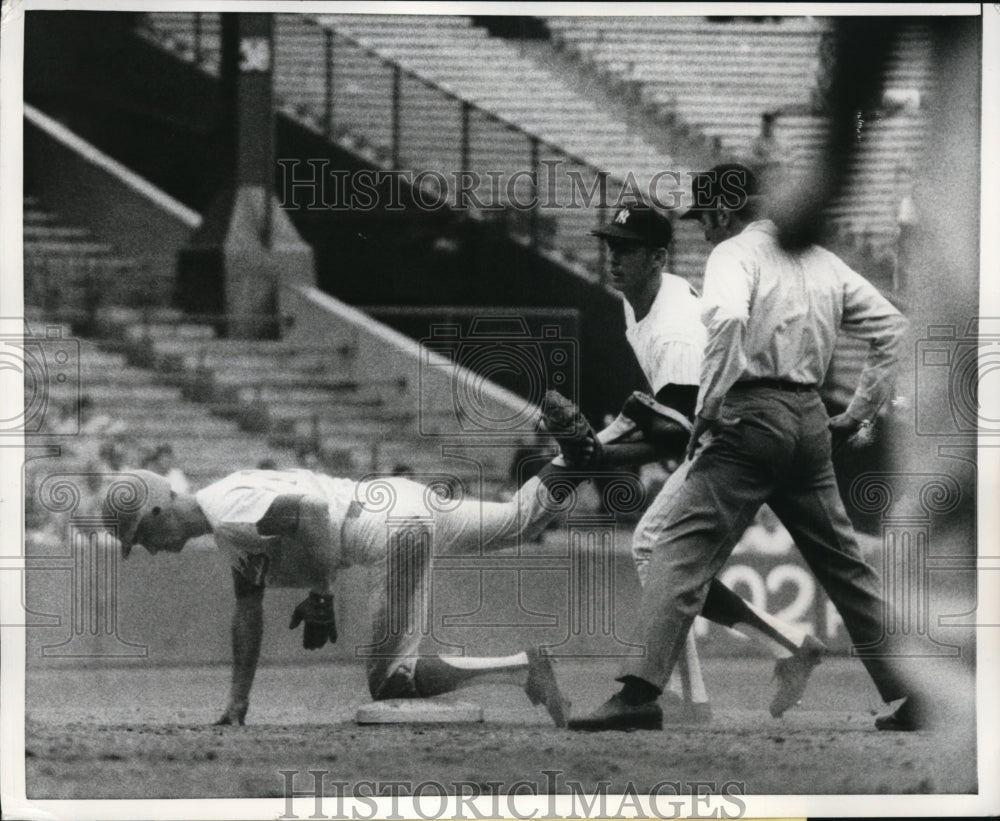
136 12 666 288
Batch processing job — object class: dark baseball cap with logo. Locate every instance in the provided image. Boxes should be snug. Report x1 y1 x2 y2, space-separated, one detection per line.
680 162 760 220
590 203 673 247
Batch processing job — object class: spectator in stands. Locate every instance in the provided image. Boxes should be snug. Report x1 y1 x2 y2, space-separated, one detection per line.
99 437 136 473
142 443 191 494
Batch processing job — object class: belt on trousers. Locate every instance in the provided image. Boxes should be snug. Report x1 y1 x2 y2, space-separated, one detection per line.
733 378 817 393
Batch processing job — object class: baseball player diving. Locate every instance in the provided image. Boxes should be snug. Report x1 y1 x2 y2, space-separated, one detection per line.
103 463 576 727
540 201 826 725
565 163 924 732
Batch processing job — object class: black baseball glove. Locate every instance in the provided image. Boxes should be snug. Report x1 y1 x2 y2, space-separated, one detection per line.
620 391 692 459
289 591 338 650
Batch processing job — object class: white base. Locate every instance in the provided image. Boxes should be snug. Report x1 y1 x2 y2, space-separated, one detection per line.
354 699 484 725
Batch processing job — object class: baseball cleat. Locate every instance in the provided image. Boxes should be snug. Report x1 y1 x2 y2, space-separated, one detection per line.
567 693 663 732
769 634 826 718
538 390 602 468
875 695 926 731
524 647 571 728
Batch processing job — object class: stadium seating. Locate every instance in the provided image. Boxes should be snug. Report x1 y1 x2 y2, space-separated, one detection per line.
550 16 934 275
545 16 828 157
24 196 172 317
775 22 933 270
23 192 511 497
137 12 690 284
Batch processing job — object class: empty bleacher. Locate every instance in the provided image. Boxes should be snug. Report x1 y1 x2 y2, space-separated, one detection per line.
22 192 517 508
138 12 693 283
774 23 934 263
24 196 172 317
546 16 828 156
548 15 936 274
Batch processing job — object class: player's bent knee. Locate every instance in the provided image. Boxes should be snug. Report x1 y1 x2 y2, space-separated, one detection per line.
369 666 420 701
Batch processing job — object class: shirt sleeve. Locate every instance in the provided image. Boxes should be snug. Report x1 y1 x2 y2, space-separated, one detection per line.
837 258 909 420
696 243 753 420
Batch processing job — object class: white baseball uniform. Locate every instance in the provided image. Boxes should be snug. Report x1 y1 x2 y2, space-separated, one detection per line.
195 468 564 696
614 273 707 586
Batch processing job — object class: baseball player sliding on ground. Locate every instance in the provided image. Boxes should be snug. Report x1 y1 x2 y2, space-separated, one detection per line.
539 202 826 725
105 400 820 730
104 465 575 727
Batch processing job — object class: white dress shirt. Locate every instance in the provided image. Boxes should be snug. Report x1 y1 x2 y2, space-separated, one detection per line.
696 220 908 422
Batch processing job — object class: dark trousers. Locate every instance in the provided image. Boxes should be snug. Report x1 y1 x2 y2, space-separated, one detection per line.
623 386 908 703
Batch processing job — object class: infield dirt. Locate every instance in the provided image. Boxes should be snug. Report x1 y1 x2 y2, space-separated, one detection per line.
24 657 976 798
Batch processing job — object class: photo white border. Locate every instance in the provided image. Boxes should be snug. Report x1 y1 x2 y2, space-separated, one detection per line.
0 1 996 818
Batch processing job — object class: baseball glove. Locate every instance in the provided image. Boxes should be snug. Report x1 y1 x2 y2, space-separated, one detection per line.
538 390 603 469
620 391 692 459
289 591 338 650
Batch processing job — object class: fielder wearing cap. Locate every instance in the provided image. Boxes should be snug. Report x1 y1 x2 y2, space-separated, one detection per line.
102 464 575 727
560 197 828 728
590 202 674 247
570 157 927 732
103 469 185 558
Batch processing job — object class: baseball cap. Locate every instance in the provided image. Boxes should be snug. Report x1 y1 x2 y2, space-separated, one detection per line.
590 203 673 247
102 469 173 557
679 163 760 220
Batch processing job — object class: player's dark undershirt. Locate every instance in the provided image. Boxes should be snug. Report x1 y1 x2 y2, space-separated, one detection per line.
654 384 698 421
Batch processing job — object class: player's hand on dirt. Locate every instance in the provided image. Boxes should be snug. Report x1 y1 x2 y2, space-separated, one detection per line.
213 700 248 726
828 412 875 449
686 414 716 460
289 591 338 649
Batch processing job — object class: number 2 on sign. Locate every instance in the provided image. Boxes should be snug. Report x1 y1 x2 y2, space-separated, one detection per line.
766 564 815 634
716 563 817 635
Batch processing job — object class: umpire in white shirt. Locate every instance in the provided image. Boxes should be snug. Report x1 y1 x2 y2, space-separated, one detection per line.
568 163 923 732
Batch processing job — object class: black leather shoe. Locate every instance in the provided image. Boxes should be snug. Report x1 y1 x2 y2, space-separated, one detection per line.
875 695 926 731
567 693 663 732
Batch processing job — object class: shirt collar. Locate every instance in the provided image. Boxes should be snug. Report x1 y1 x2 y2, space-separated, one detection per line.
742 219 778 235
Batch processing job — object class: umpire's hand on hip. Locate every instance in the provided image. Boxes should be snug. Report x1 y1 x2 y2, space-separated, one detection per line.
828 412 875 449
289 591 338 649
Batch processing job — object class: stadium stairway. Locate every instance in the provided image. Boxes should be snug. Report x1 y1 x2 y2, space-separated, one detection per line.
108 308 517 495
22 192 517 499
546 15 935 282
775 24 935 273
28 302 516 499
24 195 174 322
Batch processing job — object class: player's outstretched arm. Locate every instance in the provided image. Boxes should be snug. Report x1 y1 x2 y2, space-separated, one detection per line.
214 568 265 726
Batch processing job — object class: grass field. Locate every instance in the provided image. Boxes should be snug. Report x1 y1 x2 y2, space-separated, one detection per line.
24 656 976 798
